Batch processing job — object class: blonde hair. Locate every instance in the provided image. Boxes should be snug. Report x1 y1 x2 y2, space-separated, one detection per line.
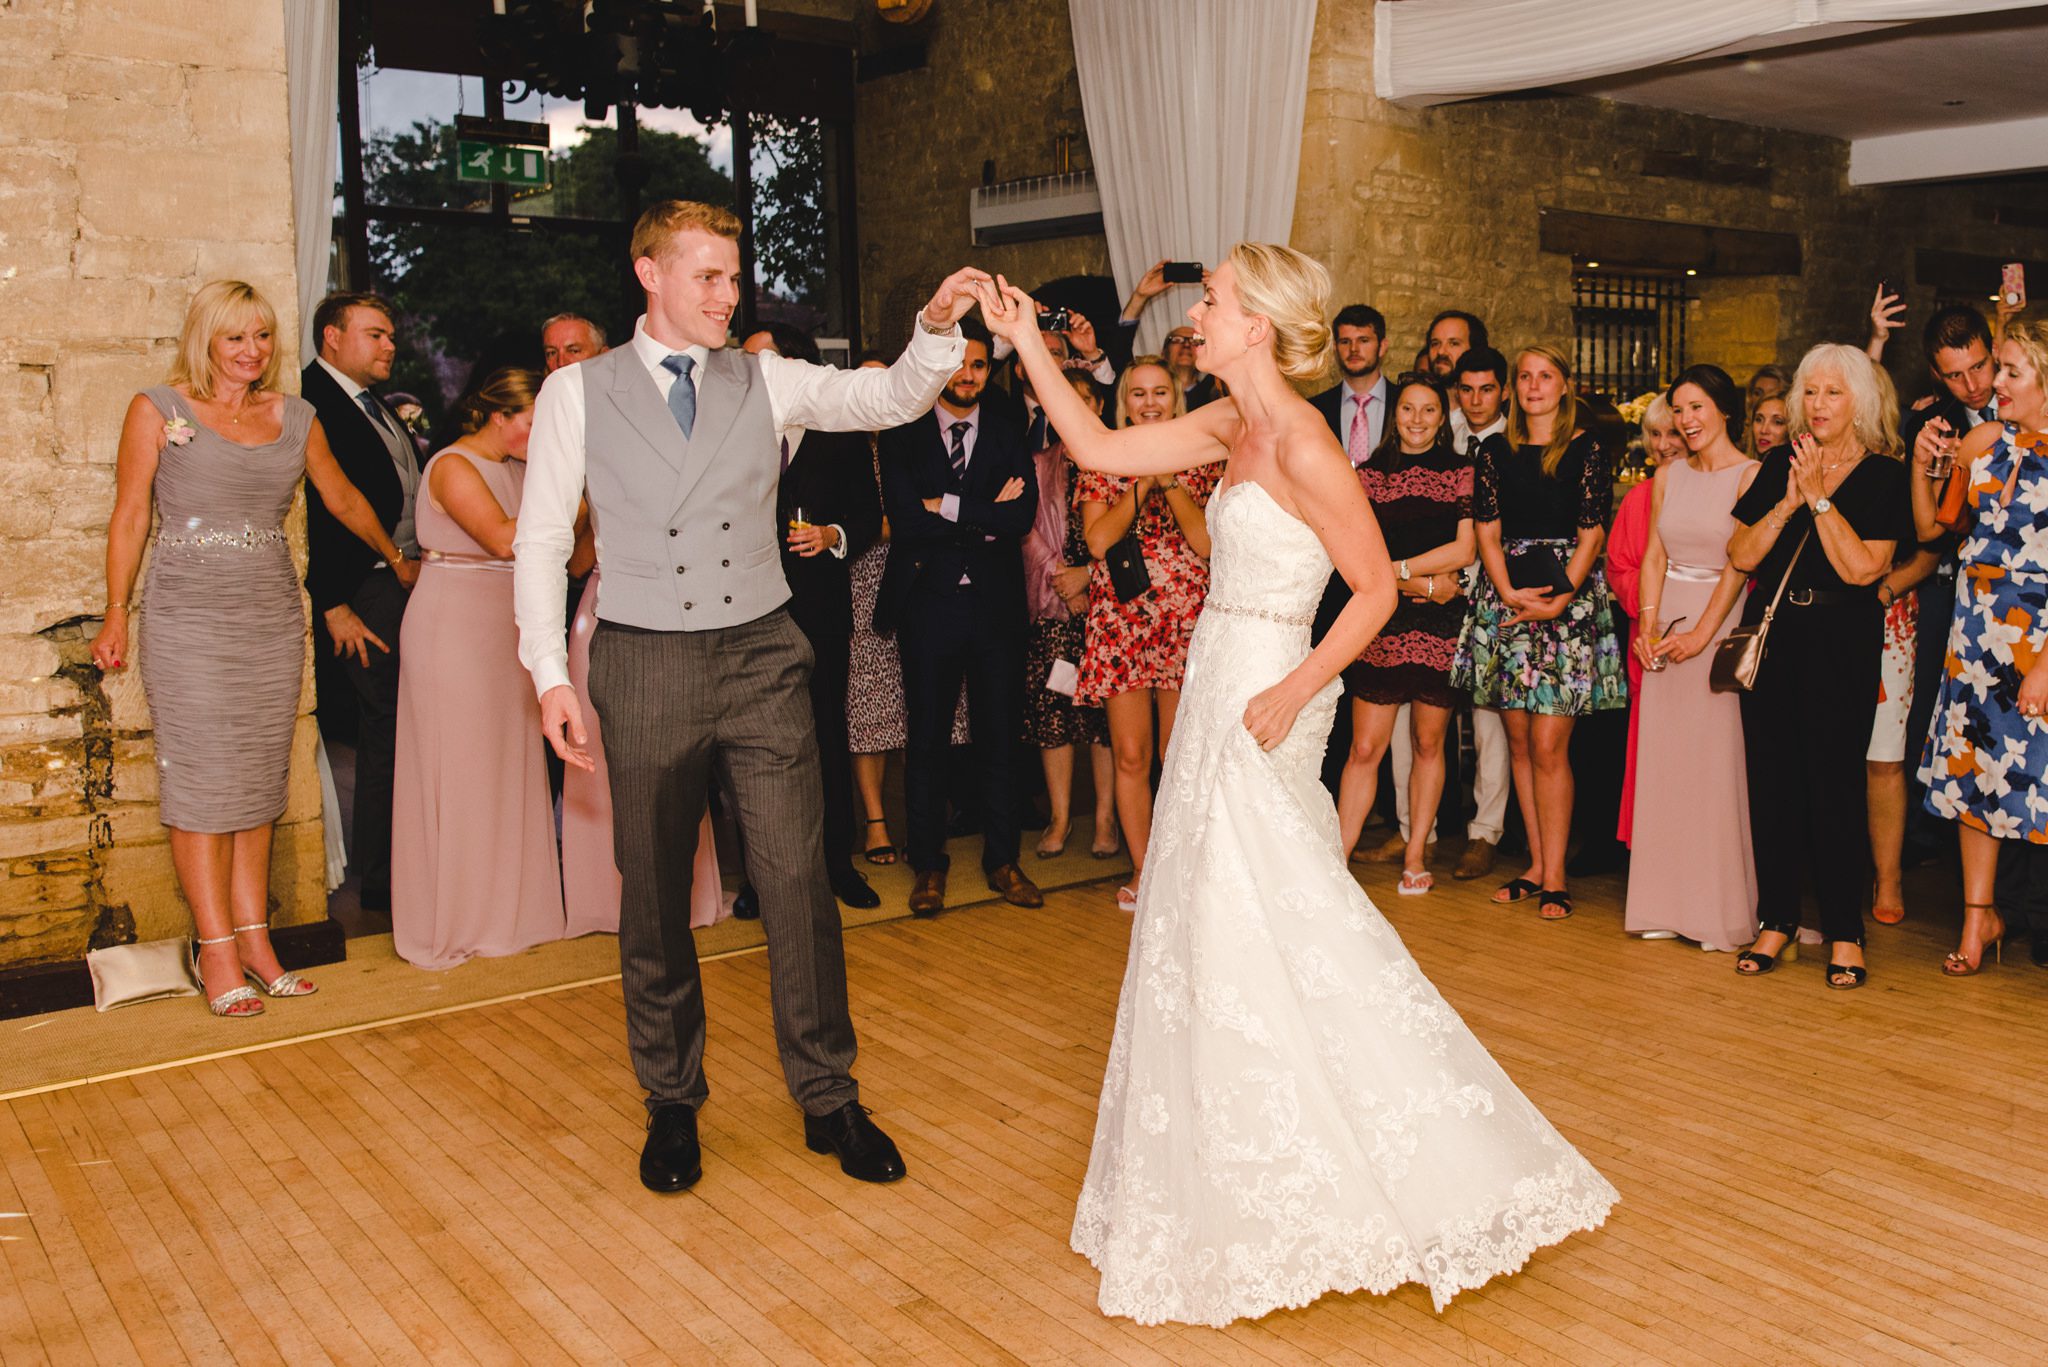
1786 343 1900 458
631 199 741 262
168 280 282 400
1506 344 1582 477
1226 242 1334 384
2000 319 2048 404
453 367 540 435
1114 355 1187 428
1640 393 1673 442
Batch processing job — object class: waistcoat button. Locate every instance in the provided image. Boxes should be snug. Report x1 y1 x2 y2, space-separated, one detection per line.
669 528 678 537
724 596 732 604
721 559 730 567
722 522 731 531
684 602 694 610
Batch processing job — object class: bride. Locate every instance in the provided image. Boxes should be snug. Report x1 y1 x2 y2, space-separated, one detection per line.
977 249 1616 1327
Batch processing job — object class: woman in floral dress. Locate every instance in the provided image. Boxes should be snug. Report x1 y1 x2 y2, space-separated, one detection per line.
1078 357 1220 910
1450 345 1626 922
1023 372 1117 859
1914 320 2048 975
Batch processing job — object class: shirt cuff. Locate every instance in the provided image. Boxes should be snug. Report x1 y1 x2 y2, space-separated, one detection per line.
529 654 572 701
940 493 961 523
828 524 849 559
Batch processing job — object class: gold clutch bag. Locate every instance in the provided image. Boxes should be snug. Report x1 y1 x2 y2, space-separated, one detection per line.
86 939 201 1012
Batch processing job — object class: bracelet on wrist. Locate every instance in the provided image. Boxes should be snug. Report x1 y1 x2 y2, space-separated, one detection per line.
105 601 130 613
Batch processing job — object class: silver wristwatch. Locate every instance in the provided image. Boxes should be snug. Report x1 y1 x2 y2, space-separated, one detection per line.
1813 496 1833 516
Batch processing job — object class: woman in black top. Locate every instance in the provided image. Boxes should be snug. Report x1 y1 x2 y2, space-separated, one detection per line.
1727 343 1909 989
1450 345 1627 920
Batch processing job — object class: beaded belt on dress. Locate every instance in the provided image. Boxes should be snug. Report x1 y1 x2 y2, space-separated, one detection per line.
1205 600 1314 627
155 525 287 551
422 549 514 573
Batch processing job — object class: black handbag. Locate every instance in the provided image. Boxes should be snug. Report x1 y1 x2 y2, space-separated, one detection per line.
1507 545 1575 596
1105 534 1150 602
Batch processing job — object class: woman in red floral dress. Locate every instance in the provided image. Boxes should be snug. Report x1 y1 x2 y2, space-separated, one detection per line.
1078 357 1221 911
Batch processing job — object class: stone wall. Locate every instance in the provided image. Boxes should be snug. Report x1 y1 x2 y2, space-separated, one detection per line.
852 0 2048 391
1294 2 2048 393
0 0 319 971
853 0 1110 353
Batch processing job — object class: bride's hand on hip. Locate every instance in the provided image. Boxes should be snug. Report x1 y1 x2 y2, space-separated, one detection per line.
1243 682 1306 752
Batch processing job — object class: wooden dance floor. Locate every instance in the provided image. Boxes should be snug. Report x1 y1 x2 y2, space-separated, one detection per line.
4 865 2047 1365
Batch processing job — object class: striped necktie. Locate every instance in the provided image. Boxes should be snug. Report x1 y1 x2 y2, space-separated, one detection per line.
948 420 971 485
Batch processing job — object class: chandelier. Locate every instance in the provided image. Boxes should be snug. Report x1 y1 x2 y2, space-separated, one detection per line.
479 0 769 122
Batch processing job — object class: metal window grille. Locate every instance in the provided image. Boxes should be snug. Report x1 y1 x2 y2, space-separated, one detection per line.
1572 273 1690 400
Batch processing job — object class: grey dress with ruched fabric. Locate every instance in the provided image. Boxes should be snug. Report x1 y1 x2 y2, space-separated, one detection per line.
137 386 313 833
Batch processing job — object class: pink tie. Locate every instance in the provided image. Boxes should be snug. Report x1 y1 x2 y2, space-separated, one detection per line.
1348 397 1371 466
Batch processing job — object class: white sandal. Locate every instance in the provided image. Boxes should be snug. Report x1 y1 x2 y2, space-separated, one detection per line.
1397 869 1433 896
1116 884 1138 913
194 934 263 1017
234 921 318 997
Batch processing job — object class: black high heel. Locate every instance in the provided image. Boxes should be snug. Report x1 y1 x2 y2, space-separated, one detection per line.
862 817 897 867
1825 942 1868 991
1736 931 1797 976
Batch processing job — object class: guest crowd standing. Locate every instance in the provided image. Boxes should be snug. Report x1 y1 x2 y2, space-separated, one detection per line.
96 243 2048 1021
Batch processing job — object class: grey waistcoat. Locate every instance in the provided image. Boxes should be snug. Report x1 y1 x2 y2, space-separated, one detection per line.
581 344 790 632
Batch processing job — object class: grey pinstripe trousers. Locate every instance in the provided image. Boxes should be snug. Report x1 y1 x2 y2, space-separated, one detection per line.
587 608 859 1116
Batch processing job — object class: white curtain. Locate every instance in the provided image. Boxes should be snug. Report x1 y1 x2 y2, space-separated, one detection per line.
285 0 340 358
285 0 347 887
1375 0 2047 106
1068 0 1319 354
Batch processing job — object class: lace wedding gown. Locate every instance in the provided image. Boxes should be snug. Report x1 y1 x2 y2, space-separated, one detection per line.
1071 479 1617 1327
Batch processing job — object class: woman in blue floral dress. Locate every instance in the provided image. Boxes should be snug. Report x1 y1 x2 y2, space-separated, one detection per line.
1450 344 1626 921
1914 320 2048 975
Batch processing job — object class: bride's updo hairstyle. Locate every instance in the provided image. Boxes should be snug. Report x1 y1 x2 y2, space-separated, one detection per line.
1226 242 1334 384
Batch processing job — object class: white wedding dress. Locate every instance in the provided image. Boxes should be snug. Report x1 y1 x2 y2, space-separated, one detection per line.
1071 479 1618 1327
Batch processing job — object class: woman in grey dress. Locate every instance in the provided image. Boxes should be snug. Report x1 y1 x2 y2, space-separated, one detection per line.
90 281 412 1017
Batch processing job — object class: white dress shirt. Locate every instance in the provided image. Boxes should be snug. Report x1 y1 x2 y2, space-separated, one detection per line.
515 314 965 696
1340 375 1389 459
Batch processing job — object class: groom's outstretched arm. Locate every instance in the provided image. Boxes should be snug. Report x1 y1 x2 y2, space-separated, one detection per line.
762 268 988 435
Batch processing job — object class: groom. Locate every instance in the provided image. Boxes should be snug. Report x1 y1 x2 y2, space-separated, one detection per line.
514 198 986 1193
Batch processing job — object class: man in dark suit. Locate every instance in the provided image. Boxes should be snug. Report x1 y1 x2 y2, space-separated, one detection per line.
734 324 885 912
1899 303 2001 861
1309 305 1393 809
302 291 419 912
877 327 1044 917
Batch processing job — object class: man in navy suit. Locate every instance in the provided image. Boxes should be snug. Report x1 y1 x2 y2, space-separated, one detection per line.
877 326 1044 917
301 291 420 912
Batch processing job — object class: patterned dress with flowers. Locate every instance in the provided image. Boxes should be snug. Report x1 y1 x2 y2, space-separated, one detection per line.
1449 432 1628 716
1919 425 2048 841
1076 464 1222 705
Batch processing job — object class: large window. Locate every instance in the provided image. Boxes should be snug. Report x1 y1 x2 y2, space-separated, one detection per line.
335 3 856 427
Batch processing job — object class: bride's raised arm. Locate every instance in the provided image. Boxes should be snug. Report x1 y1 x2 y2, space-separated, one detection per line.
979 279 1234 478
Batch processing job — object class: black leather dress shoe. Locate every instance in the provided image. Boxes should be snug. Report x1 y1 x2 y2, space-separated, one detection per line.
640 1104 702 1192
803 1101 906 1183
732 883 760 920
830 869 881 909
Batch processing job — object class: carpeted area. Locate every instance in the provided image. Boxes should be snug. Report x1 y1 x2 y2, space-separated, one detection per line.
0 835 1132 1099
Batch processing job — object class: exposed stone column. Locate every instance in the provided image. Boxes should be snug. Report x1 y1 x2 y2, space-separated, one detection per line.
0 0 322 973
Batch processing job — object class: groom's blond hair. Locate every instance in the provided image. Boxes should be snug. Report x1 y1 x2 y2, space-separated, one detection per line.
631 199 742 263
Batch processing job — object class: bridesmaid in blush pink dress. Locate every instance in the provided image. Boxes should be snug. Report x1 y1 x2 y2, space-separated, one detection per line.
1624 366 1760 952
563 570 728 935
393 370 566 969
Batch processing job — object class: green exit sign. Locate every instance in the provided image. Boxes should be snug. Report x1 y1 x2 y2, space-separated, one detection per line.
457 140 548 187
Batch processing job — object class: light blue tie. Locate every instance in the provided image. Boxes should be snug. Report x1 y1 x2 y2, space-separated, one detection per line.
661 353 697 439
